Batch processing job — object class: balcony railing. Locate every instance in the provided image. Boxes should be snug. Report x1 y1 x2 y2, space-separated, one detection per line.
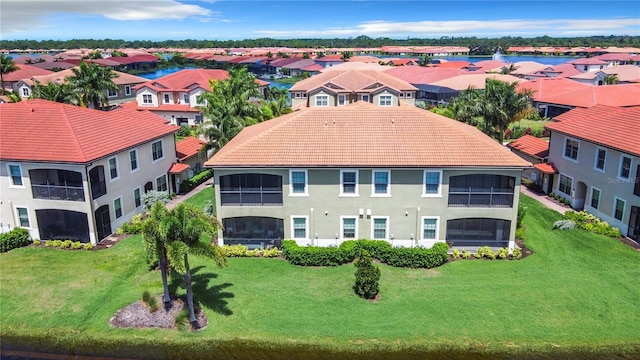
220 188 283 206
32 185 85 202
448 187 514 208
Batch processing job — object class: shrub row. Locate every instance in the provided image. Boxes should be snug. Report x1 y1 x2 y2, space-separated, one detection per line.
219 244 279 258
43 239 93 250
178 169 213 194
563 210 621 238
116 213 144 235
0 228 31 253
281 240 449 269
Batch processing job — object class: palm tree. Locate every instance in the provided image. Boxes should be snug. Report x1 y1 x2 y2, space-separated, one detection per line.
5 90 22 103
480 79 534 143
451 86 483 126
0 54 19 92
142 202 173 307
66 61 119 109
603 74 618 85
162 204 227 326
30 81 79 105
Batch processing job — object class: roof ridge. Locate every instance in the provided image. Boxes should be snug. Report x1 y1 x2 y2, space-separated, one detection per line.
59 104 89 162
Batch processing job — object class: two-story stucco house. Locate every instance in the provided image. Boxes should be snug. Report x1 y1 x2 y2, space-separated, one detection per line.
289 69 418 108
545 105 640 242
205 102 531 251
0 99 179 244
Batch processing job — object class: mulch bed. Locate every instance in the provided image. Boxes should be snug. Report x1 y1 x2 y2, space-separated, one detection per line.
109 295 207 331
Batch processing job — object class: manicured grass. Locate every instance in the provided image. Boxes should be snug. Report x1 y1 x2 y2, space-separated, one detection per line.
1 195 639 359
509 118 552 132
183 185 215 214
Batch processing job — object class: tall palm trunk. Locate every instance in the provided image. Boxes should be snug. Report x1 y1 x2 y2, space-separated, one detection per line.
183 253 197 325
159 247 171 306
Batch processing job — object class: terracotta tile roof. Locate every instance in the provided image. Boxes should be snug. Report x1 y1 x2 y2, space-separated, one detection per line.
593 53 634 61
522 79 640 108
508 61 552 76
205 102 531 168
506 135 549 159
26 61 76 70
169 163 190 174
2 64 53 82
569 58 609 65
429 74 525 91
384 66 464 85
534 162 558 174
545 105 640 156
176 136 205 160
134 69 229 92
435 61 471 69
290 69 417 93
301 64 324 72
526 64 583 78
348 56 381 63
320 62 392 72
0 99 179 163
26 68 147 86
108 54 159 65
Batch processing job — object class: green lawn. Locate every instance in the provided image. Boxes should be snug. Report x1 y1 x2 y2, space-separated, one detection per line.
1 195 639 359
183 185 215 214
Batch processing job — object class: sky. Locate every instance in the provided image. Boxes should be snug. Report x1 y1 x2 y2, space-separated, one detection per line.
1 0 639 41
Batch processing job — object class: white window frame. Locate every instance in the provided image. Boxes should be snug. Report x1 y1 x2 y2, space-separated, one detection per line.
589 186 601 210
593 147 606 173
183 93 190 104
124 85 131 96
422 170 442 197
339 169 359 197
618 155 632 180
558 173 573 197
613 196 625 221
114 197 123 219
563 137 579 162
108 156 119 182
15 206 30 228
294 92 301 98
315 94 329 107
371 169 391 197
289 169 308 196
133 187 142 209
107 88 118 98
359 94 370 102
378 94 393 107
290 216 308 240
142 94 152 104
421 216 439 240
129 149 138 173
156 174 168 192
405 92 413 98
21 87 30 97
371 216 389 240
151 140 164 163
340 216 358 240
163 93 170 104
337 94 346 106
6 163 24 188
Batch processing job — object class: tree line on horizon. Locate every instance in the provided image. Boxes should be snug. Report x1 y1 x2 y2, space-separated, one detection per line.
2 35 639 55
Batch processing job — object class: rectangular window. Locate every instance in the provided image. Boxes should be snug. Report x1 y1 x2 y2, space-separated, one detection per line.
8 164 23 186
289 170 307 195
360 94 370 102
338 94 346 106
156 175 168 192
129 150 138 172
423 171 441 196
619 156 631 179
634 165 640 197
422 217 438 240
614 197 625 221
341 217 357 239
108 88 118 97
152 140 163 162
114 197 123 219
133 187 142 208
108 157 119 180
379 94 393 106
182 94 189 104
16 207 30 227
142 94 152 104
594 148 606 172
22 88 29 97
405 92 412 98
372 170 390 195
315 95 328 107
124 86 131 96
340 170 358 196
563 138 579 161
372 217 388 240
163 93 170 104
292 217 307 239
590 187 600 209
559 174 573 196
294 92 301 98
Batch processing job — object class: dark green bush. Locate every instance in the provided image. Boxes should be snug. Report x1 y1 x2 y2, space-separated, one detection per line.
353 250 380 300
281 240 354 266
353 240 393 261
179 169 213 194
0 228 31 253
382 242 449 268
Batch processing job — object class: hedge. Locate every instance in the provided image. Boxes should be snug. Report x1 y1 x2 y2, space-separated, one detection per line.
0 228 31 253
178 169 213 194
281 240 449 269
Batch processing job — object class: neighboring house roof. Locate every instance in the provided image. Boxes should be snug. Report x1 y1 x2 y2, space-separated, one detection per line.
348 56 381 63
301 64 324 72
320 62 392 72
569 58 609 65
534 162 558 174
176 136 205 161
205 101 531 168
119 101 202 112
545 105 640 156
383 66 463 85
525 64 583 79
506 135 549 160
520 79 640 108
463 60 508 72
2 64 53 82
133 69 229 92
169 162 190 174
435 61 471 69
108 54 159 65
568 65 640 82
281 59 316 70
27 61 76 70
0 99 178 163
428 74 525 91
593 53 634 61
24 68 148 86
290 69 418 93
507 61 552 76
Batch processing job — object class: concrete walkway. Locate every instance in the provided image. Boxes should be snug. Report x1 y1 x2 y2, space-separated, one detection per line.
166 178 214 210
520 186 571 214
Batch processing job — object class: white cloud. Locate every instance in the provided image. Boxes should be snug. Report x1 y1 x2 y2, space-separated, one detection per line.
1 0 212 34
255 18 640 38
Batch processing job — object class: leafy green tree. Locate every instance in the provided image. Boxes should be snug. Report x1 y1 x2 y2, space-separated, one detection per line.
451 86 483 126
5 90 22 103
480 79 534 143
419 55 432 66
66 61 119 109
603 74 618 85
0 54 19 92
30 82 78 105
353 249 380 300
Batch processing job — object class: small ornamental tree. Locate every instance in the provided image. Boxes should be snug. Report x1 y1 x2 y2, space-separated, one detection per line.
353 249 380 300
